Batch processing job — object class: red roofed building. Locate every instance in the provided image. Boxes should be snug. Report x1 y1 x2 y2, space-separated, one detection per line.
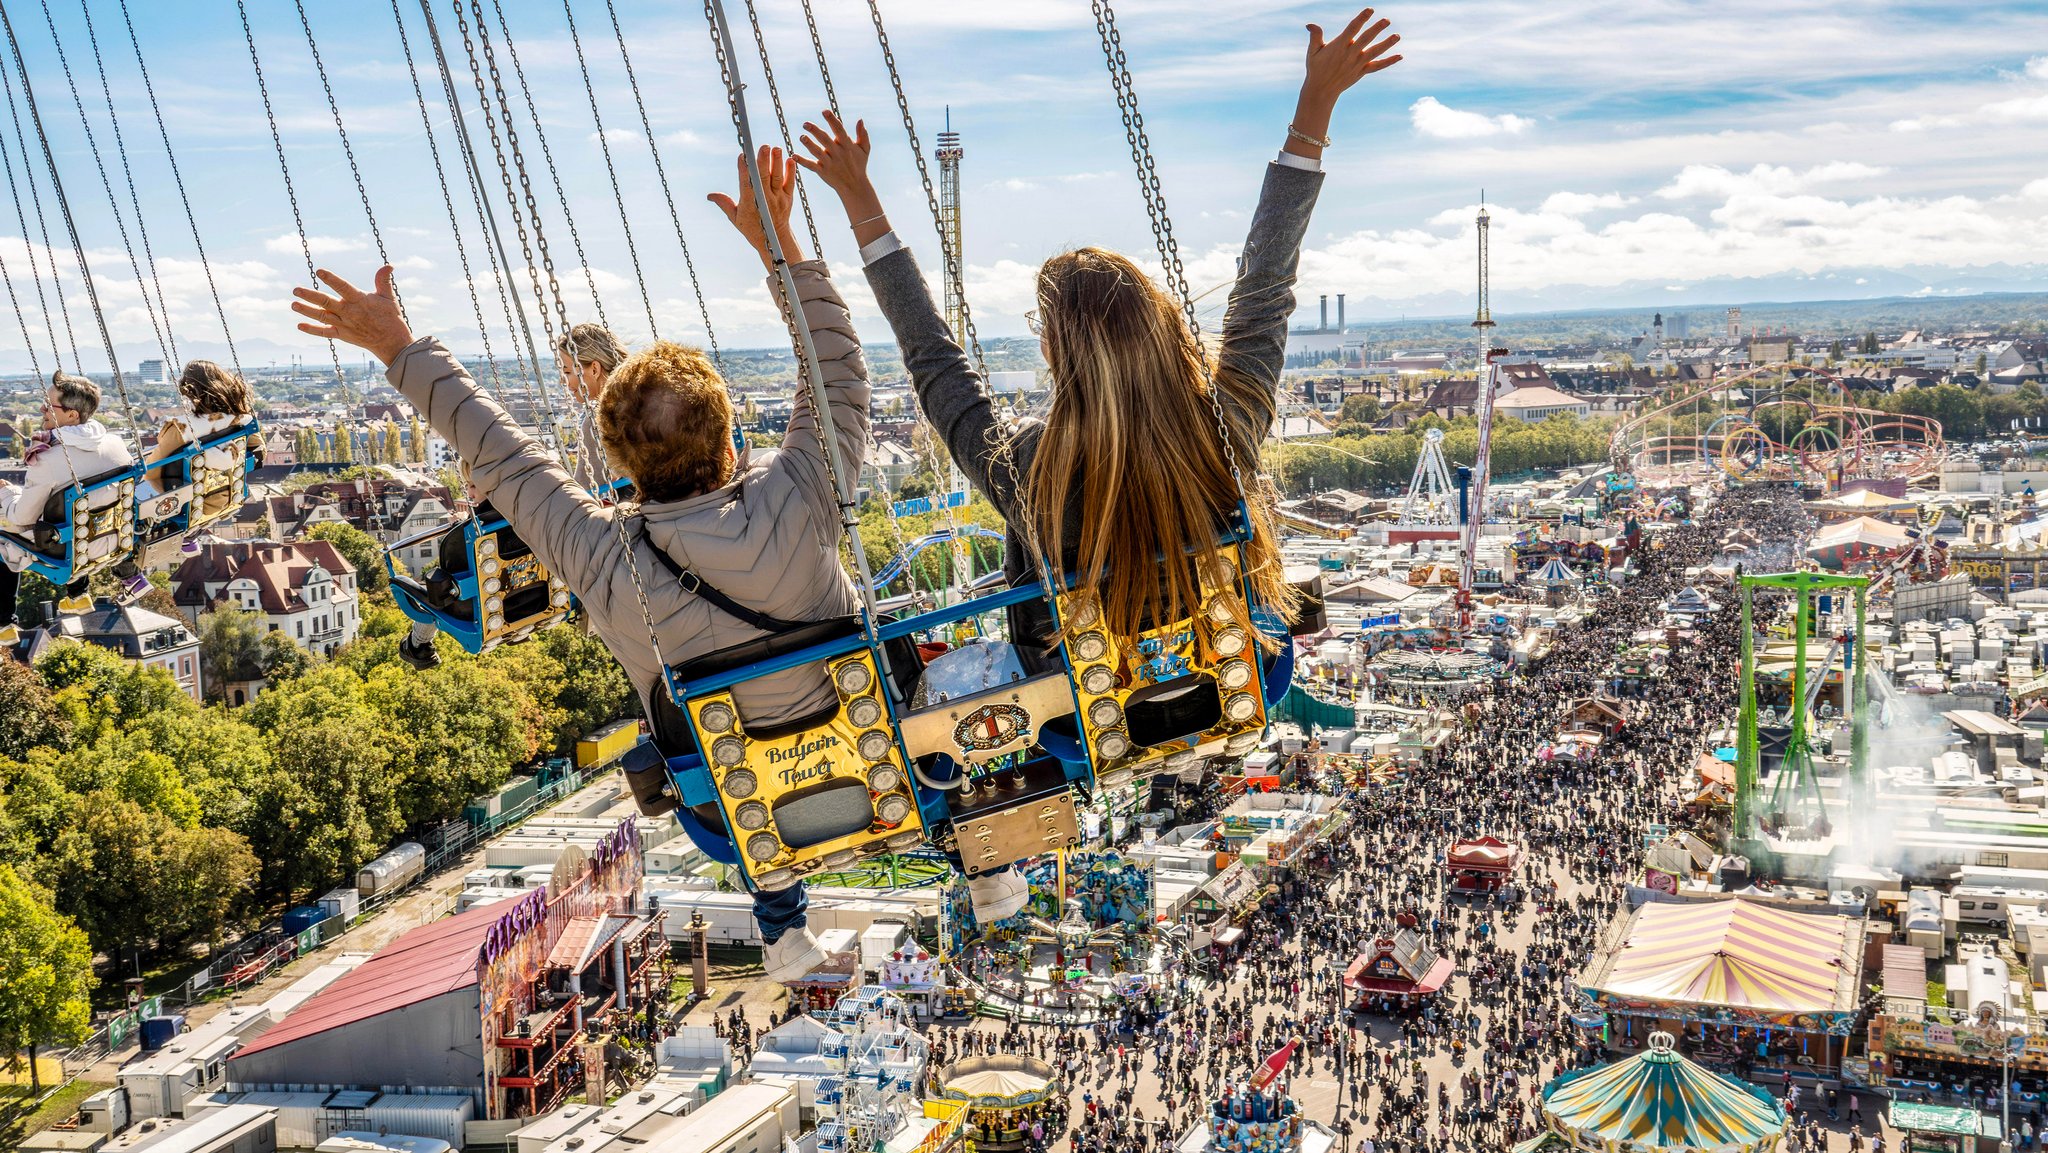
1343 928 1455 1006
170 540 360 657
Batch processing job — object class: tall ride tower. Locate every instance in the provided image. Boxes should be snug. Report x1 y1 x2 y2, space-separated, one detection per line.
1458 200 1501 618
936 110 966 343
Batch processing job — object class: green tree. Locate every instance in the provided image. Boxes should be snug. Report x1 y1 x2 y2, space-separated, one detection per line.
382 420 403 465
0 864 92 1090
196 608 265 703
408 414 427 463
1339 394 1383 426
305 521 389 598
0 660 70 760
295 427 321 465
332 420 355 463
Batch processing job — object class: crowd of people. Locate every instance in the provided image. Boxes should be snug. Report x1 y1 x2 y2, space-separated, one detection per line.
874 482 1859 1153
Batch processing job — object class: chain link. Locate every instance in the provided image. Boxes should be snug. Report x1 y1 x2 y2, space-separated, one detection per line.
35 0 170 373
559 0 656 340
116 0 237 378
73 0 176 366
866 0 984 378
389 0 501 391
741 0 822 261
481 0 607 337
0 51 62 372
601 0 721 368
293 0 403 326
452 0 563 434
799 0 839 117
1089 0 1249 507
239 0 342 408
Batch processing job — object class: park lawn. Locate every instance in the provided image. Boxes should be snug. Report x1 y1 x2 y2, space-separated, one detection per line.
1 1078 113 1139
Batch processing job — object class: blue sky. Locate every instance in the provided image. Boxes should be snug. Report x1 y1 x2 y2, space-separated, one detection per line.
0 0 2045 371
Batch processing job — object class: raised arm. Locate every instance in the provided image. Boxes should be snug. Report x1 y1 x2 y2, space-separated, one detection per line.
290 266 629 623
709 144 871 537
797 111 1018 520
1213 8 1402 450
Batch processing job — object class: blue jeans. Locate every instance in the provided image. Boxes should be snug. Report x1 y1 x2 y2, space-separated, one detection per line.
754 883 809 944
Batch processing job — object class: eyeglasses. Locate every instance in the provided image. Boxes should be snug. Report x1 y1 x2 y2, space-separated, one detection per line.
1026 310 1043 337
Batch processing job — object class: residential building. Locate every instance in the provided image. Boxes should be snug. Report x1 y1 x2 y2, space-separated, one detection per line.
1494 385 1592 422
52 602 204 701
171 539 361 657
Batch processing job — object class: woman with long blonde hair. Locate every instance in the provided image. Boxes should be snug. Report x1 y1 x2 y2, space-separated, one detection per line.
802 10 1397 643
800 7 1399 917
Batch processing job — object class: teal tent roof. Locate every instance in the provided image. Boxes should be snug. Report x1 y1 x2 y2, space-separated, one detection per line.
1538 1035 1787 1152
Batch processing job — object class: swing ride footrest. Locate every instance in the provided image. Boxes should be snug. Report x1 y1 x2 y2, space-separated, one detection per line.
944 756 1084 875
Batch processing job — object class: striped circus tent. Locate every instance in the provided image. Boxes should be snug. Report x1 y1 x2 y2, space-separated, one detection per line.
1590 900 1852 1014
1510 1033 1788 1153
1532 557 1580 586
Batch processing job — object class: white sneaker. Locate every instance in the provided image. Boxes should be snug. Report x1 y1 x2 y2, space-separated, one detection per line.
762 928 828 983
967 869 1030 923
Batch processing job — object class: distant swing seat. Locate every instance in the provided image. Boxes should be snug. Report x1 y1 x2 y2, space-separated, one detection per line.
0 464 139 586
385 478 628 654
139 417 262 548
388 504 571 654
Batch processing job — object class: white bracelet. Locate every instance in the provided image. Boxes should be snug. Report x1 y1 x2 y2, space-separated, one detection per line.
852 212 887 229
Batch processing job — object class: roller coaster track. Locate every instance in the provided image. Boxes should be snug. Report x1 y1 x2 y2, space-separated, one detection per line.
1609 363 1944 485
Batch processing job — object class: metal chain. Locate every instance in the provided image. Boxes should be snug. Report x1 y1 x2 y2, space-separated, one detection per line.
1 0 140 461
0 55 62 372
35 0 170 371
1090 0 1248 504
741 0 822 261
389 0 501 391
799 0 839 117
865 0 984 377
72 0 176 365
451 0 562 433
116 0 238 378
237 0 356 468
602 0 720 369
481 0 608 336
420 0 548 411
459 0 663 668
293 0 404 326
558 0 656 340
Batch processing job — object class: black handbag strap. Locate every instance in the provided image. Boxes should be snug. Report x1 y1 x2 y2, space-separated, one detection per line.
630 516 811 634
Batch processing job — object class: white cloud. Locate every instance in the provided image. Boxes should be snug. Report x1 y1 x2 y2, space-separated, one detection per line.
1655 162 1885 200
264 233 365 257
2028 56 2048 81
1982 93 2048 122
2023 177 2048 201
1409 97 1534 140
660 129 706 148
1540 191 1637 215
590 128 642 146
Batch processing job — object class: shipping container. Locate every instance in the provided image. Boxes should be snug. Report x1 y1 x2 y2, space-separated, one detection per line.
280 906 326 936
317 887 361 924
461 775 539 830
354 843 426 898
317 1134 452 1153
456 887 526 912
361 1094 474 1149
574 719 641 770
120 1007 272 1120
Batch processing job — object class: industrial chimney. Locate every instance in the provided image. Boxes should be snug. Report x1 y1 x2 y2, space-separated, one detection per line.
1336 294 1346 334
1319 295 1329 332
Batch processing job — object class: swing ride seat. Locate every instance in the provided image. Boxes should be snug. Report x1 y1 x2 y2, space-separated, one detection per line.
0 463 138 587
387 508 571 654
1040 511 1289 793
386 478 631 654
137 417 263 548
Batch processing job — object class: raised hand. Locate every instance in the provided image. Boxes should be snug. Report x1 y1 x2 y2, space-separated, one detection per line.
1289 7 1402 160
707 145 806 270
796 111 894 248
291 266 413 367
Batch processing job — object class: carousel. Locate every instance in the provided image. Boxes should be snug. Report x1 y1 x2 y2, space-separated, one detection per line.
952 851 1170 1020
935 1054 1060 1153
1510 1032 1789 1153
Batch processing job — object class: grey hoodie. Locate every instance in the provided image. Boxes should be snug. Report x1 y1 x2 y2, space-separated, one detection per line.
386 260 870 725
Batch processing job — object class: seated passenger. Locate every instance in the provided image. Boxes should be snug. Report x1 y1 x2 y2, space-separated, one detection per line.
557 323 627 495
144 360 259 515
797 8 1399 919
0 373 138 644
292 147 868 982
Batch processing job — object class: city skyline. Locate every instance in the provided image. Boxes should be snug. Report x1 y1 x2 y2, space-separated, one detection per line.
0 0 2040 371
